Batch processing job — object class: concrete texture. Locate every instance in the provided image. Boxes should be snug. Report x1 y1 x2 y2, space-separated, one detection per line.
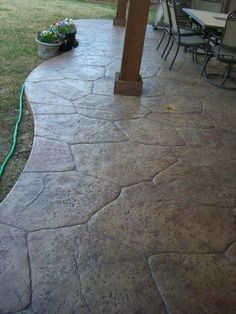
0 19 235 313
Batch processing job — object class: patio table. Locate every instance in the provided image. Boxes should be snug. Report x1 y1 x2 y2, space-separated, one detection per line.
183 8 227 29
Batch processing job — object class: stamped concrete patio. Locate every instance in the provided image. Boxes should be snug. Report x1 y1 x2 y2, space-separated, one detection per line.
0 19 236 313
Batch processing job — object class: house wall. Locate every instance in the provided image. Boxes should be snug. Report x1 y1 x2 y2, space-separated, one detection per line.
81 0 157 5
229 1 236 11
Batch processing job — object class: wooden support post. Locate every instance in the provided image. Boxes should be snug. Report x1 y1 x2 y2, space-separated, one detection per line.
114 0 150 96
113 0 129 27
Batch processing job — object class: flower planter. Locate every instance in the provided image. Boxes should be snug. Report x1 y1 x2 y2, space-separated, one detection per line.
59 31 79 52
36 38 62 59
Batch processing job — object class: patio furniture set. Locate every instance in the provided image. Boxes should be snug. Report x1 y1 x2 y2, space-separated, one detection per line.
156 0 236 89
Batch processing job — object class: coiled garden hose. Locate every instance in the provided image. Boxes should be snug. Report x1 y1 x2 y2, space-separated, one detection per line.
0 84 24 178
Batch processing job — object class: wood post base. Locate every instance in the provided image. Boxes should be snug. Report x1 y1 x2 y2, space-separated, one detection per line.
114 72 143 96
113 18 126 27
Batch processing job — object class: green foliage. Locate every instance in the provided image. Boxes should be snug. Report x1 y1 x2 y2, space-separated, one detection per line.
55 18 77 34
38 29 63 44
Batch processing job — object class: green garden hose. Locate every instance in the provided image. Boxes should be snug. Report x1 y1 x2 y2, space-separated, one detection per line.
0 84 24 178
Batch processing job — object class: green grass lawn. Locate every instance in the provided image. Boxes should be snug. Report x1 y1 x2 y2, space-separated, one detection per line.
0 0 155 201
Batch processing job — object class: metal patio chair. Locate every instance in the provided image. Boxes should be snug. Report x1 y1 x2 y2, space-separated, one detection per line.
166 0 207 70
201 10 236 90
175 0 193 26
156 0 172 55
153 0 164 30
157 0 199 58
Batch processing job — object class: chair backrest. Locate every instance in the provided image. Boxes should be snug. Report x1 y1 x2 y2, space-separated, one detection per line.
219 10 236 52
154 0 164 27
175 0 192 25
162 0 171 26
192 0 223 13
168 0 179 34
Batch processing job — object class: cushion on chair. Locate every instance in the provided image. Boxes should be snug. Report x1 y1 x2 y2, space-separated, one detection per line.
175 35 206 46
179 27 198 35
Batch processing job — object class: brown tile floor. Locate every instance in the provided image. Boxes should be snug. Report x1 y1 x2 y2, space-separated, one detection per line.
0 20 235 314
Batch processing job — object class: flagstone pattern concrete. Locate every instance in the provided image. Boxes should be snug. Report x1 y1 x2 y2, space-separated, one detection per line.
0 20 235 313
